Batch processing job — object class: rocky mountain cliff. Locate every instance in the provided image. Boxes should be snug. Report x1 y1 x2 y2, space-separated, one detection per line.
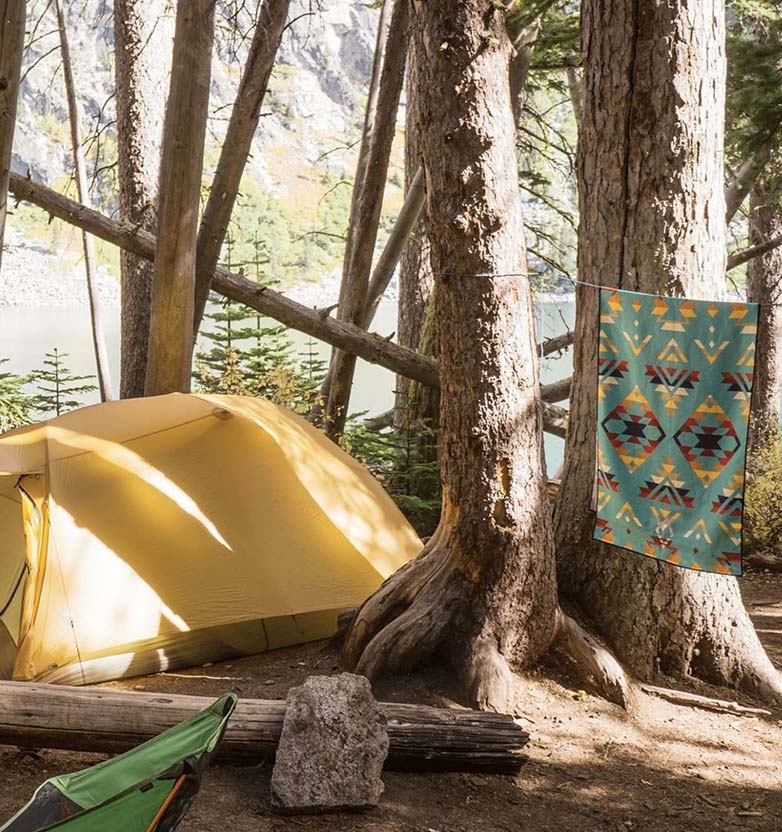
15 0 380 190
7 0 392 305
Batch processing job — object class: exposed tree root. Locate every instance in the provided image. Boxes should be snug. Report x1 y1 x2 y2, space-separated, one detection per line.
465 633 519 713
640 684 773 717
344 530 553 713
551 609 635 708
345 537 638 713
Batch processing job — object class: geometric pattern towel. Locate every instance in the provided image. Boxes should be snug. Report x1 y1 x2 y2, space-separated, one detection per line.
593 288 759 575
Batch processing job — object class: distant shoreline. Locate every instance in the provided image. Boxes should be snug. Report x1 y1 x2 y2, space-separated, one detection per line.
0 230 588 312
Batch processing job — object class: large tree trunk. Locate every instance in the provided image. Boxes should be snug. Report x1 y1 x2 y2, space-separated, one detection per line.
0 0 25 274
55 0 113 402
395 34 433 422
114 0 173 398
345 0 558 712
746 168 782 447
192 0 291 334
144 0 215 396
323 0 409 440
555 0 782 703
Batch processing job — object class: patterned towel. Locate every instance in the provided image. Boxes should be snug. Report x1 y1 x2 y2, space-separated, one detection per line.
593 288 759 575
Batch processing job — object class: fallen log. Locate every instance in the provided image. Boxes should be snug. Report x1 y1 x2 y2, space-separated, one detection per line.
0 681 529 774
7 172 568 439
8 172 438 389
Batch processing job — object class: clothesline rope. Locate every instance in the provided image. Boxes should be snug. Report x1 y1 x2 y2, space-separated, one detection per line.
437 271 782 307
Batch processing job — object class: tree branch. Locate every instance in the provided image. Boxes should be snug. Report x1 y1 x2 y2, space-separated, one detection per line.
8 172 567 437
193 0 291 332
727 233 782 271
725 120 782 223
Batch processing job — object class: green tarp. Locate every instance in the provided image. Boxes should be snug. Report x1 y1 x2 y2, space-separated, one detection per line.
0 693 237 832
593 288 758 574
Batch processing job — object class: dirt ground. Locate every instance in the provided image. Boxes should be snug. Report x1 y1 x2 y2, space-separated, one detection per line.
2 571 782 832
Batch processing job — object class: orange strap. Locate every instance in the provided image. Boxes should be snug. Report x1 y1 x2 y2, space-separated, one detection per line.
144 774 187 832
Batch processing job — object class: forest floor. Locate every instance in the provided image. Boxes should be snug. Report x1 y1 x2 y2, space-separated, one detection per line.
2 571 782 832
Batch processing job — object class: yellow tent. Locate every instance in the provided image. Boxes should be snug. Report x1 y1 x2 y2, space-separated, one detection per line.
0 393 421 685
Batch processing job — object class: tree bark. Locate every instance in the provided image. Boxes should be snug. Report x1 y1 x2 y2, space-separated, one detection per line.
7 171 569 437
555 0 782 704
114 0 173 398
54 0 113 402
0 0 24 275
395 32 434 421
345 0 558 712
507 15 539 126
747 168 782 446
324 0 409 440
144 0 216 396
192 0 291 334
0 680 529 774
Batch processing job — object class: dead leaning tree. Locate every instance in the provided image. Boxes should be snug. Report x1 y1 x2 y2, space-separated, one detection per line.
312 0 398 429
54 0 114 402
192 0 292 335
323 0 409 440
0 0 25 274
0 681 530 774
144 0 216 396
6 172 570 438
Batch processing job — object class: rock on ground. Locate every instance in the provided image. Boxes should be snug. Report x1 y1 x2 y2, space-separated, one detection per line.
270 673 389 814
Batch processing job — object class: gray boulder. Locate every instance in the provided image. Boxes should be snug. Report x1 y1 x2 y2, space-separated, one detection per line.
270 673 389 814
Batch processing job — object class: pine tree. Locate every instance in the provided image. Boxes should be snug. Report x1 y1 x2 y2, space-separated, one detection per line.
298 338 328 394
33 349 97 418
193 292 254 395
0 359 33 432
240 227 298 401
194 234 254 395
193 229 328 414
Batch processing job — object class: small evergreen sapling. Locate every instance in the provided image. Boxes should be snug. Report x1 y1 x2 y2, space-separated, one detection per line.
33 349 97 417
193 293 253 395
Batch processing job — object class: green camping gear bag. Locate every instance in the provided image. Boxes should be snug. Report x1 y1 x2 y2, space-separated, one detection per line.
0 693 237 832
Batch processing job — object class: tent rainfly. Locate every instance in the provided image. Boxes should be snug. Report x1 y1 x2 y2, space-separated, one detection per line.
0 692 237 831
0 394 421 685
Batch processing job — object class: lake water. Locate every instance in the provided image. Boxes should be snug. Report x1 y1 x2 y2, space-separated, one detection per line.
0 296 574 472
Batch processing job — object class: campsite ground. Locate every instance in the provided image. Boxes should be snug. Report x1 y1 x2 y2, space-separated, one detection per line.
2 571 782 832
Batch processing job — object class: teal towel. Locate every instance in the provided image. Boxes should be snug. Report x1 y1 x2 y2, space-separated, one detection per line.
593 288 759 575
